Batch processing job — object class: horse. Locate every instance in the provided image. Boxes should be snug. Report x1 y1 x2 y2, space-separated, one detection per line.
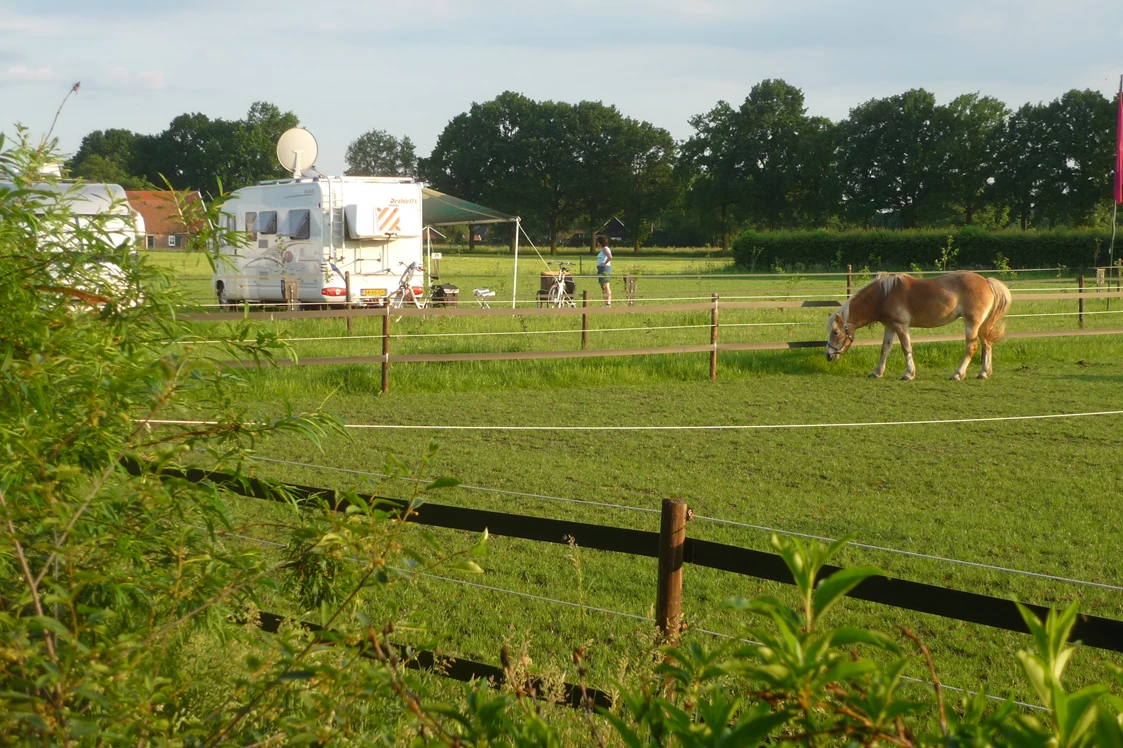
825 271 1012 380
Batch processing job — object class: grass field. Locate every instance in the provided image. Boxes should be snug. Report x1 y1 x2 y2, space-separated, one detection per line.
150 250 1123 723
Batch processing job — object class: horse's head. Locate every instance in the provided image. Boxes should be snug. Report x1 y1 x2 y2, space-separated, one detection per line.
825 310 854 362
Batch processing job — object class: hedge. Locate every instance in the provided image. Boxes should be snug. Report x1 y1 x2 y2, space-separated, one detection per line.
731 228 1118 272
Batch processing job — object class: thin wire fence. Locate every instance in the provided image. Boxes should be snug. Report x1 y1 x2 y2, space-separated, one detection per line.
151 409 1123 433
243 454 1123 592
179 306 1123 346
216 524 1046 712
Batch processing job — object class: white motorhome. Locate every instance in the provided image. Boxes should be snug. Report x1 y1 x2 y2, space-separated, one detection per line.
212 176 425 306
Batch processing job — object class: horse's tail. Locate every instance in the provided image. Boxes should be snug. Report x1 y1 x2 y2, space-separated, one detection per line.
979 277 1011 343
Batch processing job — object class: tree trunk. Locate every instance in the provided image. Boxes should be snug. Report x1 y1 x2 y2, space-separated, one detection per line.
589 213 598 254
720 203 729 253
509 223 517 254
549 219 558 255
634 236 640 252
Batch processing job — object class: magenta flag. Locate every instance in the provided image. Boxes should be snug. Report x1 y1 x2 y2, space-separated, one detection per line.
1116 89 1123 204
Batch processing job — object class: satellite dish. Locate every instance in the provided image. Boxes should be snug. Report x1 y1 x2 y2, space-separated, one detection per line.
276 128 319 178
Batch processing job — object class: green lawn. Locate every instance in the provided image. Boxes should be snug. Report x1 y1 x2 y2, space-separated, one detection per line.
152 250 1123 718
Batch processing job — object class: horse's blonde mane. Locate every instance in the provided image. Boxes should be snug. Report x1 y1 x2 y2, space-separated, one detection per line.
876 273 906 294
851 273 907 299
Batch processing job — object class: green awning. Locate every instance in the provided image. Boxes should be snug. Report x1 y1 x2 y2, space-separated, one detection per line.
422 188 516 226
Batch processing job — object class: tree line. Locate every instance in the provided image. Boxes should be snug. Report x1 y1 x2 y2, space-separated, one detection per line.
67 81 1120 251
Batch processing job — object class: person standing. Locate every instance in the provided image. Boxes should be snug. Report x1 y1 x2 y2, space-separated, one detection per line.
596 235 613 306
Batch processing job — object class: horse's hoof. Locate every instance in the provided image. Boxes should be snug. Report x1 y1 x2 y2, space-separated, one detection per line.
977 372 990 380
869 371 883 379
950 373 964 381
901 373 916 381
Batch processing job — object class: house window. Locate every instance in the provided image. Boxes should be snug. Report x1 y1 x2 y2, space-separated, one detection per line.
167 234 177 248
146 235 155 249
255 211 277 235
244 211 257 241
282 209 311 240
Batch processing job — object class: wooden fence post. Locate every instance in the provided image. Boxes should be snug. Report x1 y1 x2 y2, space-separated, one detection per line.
1079 275 1085 329
381 309 390 395
656 499 687 644
710 293 719 381
847 264 853 298
582 290 589 351
345 272 353 336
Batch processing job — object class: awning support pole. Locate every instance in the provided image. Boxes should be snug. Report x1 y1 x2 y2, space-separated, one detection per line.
425 226 432 287
512 217 521 308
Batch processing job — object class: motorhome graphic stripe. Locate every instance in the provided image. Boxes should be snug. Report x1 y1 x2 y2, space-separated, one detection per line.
377 206 400 233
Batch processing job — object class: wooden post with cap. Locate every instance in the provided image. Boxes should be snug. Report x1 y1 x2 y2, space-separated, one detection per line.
847 264 853 298
656 499 687 645
345 271 353 336
1079 275 1085 328
710 293 719 381
582 290 589 350
381 308 390 394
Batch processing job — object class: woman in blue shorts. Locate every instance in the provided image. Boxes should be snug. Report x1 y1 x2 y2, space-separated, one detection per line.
596 235 613 306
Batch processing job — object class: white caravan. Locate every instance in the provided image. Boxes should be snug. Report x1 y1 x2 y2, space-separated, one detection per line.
1 180 146 251
3 180 146 304
212 176 425 306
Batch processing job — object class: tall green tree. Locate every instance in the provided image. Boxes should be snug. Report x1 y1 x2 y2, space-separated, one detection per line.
837 89 943 228
67 128 154 188
937 93 1009 225
791 115 840 226
518 99 580 253
570 101 633 253
238 101 302 185
738 79 814 230
420 91 537 250
679 101 745 250
618 119 678 251
126 102 299 193
345 128 418 177
1037 89 1116 227
993 102 1051 229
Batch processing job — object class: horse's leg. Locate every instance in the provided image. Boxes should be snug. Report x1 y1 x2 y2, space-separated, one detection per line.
978 337 993 379
952 323 979 381
897 327 916 380
870 327 895 378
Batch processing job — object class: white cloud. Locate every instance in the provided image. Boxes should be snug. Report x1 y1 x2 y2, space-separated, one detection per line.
0 65 57 84
0 14 63 36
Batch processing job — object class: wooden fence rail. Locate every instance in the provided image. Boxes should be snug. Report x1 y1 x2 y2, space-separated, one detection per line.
122 458 1123 655
187 292 1123 392
181 290 1123 323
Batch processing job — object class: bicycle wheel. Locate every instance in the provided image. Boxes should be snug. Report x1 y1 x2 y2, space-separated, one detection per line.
547 284 564 308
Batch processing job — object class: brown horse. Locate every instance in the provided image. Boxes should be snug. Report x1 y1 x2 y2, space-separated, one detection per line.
826 271 1012 380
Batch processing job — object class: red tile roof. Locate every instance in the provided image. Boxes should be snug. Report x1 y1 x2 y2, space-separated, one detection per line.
125 190 204 236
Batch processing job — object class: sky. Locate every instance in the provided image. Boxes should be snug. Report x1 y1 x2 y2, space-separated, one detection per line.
2 0 1121 176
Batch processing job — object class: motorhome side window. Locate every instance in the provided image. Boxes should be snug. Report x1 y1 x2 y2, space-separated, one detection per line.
255 211 277 235
282 209 311 240
244 211 257 240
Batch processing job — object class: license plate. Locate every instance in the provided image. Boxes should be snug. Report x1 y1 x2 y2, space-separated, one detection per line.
362 288 387 297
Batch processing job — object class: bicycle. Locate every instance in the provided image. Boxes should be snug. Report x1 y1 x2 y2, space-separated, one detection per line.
542 262 576 308
385 261 425 309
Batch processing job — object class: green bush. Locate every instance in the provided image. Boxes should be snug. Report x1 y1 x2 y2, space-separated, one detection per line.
732 228 1116 271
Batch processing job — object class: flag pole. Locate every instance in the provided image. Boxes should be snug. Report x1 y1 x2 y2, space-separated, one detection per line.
1111 74 1122 274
